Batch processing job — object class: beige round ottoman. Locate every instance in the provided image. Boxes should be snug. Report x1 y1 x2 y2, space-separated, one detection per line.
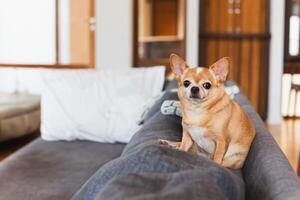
0 92 40 142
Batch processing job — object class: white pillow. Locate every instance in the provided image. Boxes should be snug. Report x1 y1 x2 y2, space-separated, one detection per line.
41 67 165 143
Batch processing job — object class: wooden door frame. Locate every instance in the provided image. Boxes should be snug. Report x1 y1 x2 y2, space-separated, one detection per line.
0 0 95 69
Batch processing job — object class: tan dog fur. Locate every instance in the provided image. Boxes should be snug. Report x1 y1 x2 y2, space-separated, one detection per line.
161 54 255 169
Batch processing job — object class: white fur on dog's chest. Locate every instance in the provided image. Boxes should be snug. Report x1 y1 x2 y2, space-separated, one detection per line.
188 126 215 155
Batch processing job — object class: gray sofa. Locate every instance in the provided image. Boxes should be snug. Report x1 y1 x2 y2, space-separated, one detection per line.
0 81 299 200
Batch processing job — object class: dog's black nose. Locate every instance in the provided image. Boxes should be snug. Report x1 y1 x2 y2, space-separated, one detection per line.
191 86 199 94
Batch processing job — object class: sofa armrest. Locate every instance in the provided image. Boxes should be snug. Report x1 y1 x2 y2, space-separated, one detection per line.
235 94 300 200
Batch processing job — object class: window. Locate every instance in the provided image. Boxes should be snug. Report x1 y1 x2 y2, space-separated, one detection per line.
285 0 300 63
0 0 95 68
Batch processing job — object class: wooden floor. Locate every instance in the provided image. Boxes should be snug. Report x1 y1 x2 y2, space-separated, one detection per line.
0 132 39 161
267 119 300 176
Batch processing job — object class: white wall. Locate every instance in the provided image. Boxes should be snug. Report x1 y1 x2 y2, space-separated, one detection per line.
267 0 285 124
96 0 133 69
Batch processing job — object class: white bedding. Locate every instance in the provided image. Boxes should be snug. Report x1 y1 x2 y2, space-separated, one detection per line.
41 67 166 143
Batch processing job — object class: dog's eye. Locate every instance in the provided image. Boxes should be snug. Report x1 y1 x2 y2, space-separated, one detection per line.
183 80 190 88
203 82 211 90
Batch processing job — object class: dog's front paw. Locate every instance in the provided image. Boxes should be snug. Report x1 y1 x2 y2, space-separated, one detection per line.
159 139 180 149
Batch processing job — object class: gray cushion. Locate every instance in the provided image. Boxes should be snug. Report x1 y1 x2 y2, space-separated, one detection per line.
0 138 125 200
0 92 40 141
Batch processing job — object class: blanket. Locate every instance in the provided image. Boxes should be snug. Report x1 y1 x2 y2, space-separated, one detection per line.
72 91 245 200
72 81 300 200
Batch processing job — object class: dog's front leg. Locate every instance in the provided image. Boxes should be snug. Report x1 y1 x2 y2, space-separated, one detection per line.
179 130 193 152
213 137 227 165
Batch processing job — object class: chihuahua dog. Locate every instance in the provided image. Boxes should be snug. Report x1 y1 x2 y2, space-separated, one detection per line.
160 54 255 169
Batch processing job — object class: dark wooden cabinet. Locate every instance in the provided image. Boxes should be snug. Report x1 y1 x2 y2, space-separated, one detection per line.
199 0 270 120
152 0 179 36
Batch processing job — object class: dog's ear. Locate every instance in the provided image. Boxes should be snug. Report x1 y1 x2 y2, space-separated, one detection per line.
170 54 187 80
209 57 230 83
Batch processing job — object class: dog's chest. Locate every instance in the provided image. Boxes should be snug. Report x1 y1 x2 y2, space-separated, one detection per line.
185 109 215 155
188 126 215 155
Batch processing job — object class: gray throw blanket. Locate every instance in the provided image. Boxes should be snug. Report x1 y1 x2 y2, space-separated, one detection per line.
72 92 244 200
72 85 300 200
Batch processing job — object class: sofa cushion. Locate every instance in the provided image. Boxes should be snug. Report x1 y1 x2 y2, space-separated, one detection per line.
0 92 40 142
0 138 125 200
